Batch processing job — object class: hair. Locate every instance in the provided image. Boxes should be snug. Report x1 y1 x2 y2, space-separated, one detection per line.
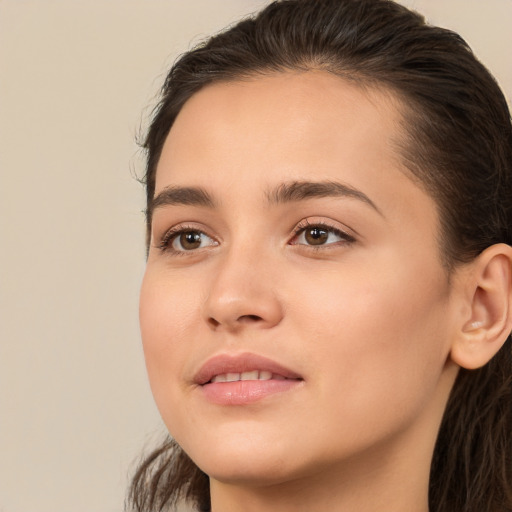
128 1 512 511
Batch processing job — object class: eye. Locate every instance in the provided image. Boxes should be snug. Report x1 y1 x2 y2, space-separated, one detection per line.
159 227 218 253
290 222 355 247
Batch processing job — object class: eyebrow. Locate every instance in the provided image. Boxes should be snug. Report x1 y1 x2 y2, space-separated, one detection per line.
266 180 382 215
150 185 216 213
149 180 382 217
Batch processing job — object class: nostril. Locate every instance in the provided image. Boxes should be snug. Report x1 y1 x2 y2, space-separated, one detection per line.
237 314 263 323
207 317 221 328
206 313 268 330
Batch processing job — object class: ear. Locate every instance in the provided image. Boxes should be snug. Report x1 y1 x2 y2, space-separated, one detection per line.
450 243 512 370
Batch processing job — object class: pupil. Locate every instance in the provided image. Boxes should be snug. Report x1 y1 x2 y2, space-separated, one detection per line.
181 231 201 249
306 227 328 245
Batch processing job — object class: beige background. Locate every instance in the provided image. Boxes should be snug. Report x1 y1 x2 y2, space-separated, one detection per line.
1 1 511 511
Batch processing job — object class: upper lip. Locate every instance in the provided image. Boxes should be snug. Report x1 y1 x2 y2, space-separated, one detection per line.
194 352 303 385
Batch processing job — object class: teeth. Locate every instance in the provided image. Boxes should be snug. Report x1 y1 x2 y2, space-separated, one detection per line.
210 370 281 383
241 370 259 381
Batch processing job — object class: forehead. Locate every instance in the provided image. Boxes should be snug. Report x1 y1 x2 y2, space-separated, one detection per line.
156 70 405 191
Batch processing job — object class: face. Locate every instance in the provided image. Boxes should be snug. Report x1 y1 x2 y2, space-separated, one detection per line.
140 71 460 486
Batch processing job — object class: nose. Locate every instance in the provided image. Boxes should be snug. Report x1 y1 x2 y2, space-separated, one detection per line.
203 247 283 332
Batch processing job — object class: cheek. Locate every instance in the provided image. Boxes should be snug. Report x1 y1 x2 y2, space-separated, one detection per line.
139 269 201 412
292 260 452 426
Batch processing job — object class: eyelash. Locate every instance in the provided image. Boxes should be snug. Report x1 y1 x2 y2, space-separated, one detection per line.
157 224 217 255
156 220 356 255
290 219 356 248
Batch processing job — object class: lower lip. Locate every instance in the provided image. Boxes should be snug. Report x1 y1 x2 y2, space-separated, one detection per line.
200 379 302 405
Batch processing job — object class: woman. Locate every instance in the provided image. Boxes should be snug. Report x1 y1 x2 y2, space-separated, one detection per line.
129 1 512 511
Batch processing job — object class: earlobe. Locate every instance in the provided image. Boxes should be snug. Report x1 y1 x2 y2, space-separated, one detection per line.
450 243 512 370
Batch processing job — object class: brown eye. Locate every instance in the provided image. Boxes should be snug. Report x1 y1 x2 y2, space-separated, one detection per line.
292 223 355 248
178 231 203 250
165 229 217 252
304 227 329 245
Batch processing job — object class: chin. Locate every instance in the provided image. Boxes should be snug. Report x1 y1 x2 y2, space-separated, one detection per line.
178 430 304 486
199 457 306 488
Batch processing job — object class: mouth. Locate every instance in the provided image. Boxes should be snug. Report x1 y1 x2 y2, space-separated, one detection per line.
210 370 291 383
194 352 302 385
194 352 303 405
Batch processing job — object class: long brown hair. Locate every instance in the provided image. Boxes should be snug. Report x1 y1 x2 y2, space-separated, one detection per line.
128 1 512 511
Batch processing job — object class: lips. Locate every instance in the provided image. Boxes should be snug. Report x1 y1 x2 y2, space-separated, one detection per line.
193 352 303 405
194 352 302 385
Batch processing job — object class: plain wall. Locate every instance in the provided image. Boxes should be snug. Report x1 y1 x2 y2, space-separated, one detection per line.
1 1 511 511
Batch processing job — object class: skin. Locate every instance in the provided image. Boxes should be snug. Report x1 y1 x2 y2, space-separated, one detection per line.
140 71 467 512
